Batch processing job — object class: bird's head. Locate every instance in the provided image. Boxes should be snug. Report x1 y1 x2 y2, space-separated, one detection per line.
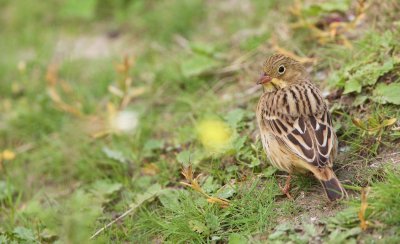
257 54 308 91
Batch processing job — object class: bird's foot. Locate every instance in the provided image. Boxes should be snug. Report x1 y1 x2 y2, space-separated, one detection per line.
278 174 292 199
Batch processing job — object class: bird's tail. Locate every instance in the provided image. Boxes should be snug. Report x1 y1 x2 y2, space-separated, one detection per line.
320 172 347 201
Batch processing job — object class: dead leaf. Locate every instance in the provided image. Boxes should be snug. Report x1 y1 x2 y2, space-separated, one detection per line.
45 64 58 86
288 0 368 47
207 197 229 208
353 117 397 134
141 163 160 176
352 118 366 130
180 165 230 208
382 118 397 127
115 56 134 75
181 165 194 182
108 85 124 98
358 187 370 231
45 64 83 117
270 39 316 64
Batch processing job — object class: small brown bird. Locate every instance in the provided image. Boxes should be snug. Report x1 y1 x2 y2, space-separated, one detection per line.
256 54 347 201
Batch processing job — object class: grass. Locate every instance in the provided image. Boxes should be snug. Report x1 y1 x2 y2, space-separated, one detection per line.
1 0 400 243
130 178 295 242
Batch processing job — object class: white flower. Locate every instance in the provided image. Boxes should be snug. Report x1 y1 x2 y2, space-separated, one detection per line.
111 110 138 134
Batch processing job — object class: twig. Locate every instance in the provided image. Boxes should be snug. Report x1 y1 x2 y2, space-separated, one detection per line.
90 208 135 240
90 184 161 239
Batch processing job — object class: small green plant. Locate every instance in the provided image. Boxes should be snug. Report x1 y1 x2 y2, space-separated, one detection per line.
328 167 400 240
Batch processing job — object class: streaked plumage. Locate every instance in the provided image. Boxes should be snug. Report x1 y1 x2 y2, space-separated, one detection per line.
256 54 347 201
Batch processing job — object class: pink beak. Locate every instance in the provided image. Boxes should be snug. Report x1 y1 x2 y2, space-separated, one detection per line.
257 73 272 85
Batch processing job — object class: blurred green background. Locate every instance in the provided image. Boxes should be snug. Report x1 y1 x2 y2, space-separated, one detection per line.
1 0 400 243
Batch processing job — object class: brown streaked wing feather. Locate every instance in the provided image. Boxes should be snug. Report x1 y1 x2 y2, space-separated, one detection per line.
311 110 336 167
262 113 318 166
262 107 336 168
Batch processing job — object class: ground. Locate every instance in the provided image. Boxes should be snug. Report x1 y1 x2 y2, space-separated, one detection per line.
0 0 400 243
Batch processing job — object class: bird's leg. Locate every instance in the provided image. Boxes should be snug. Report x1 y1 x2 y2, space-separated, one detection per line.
279 174 292 199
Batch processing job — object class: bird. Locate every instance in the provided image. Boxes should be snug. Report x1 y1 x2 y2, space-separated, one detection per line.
256 53 347 201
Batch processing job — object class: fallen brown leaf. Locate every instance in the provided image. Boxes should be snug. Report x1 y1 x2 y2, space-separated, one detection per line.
358 187 370 231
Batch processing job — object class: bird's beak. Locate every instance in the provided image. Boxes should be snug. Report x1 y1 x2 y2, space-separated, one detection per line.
257 73 272 85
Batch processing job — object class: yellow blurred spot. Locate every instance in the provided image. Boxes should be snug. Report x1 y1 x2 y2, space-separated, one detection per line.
1 150 16 161
196 119 232 153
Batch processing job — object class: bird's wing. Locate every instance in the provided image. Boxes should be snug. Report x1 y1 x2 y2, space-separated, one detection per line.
262 110 336 168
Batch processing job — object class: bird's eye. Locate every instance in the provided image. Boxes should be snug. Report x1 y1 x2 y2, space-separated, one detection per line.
278 65 285 75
